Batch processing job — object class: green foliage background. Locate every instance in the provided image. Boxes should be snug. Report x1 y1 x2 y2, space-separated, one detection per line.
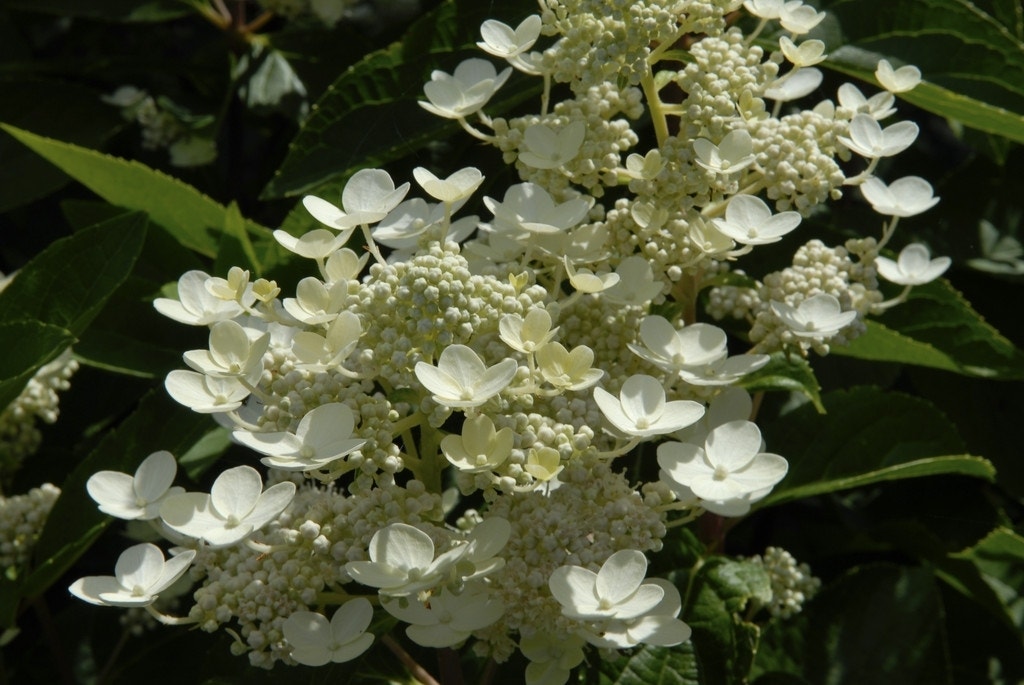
0 0 1022 683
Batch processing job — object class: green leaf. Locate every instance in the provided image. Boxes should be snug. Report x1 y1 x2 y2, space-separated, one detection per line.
825 46 1024 144
0 81 122 212
759 387 994 507
0 212 148 337
822 0 1024 117
760 565 951 685
262 0 541 199
0 321 75 411
684 558 772 685
947 527 1024 629
600 642 700 685
0 123 271 259
739 353 824 413
834 279 1024 379
20 393 218 603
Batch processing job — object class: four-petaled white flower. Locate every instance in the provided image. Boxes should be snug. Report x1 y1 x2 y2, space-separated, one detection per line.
303 168 411 231
291 310 362 371
676 353 771 386
382 584 505 648
164 370 250 413
345 522 469 596
232 403 366 471
282 277 348 325
413 166 484 204
87 450 184 520
779 1 825 34
876 243 951 286
837 83 896 120
603 256 664 305
578 578 692 649
713 195 802 246
628 316 728 373
693 129 756 175
549 549 663 621
593 375 705 438
875 59 922 93
521 632 587 685
182 319 270 384
153 270 246 325
441 413 513 472
839 113 919 159
415 344 518 408
658 420 788 515
159 465 296 547
485 182 594 235
419 58 511 119
499 308 558 354
272 228 349 260
779 37 826 67
771 294 858 337
536 343 604 391
518 121 587 170
859 176 939 217
477 15 542 62
69 543 195 607
283 599 375 666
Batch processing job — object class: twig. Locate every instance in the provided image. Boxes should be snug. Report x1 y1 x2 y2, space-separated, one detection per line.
382 634 441 685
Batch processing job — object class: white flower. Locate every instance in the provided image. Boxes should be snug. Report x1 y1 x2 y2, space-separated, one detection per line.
839 113 919 159
658 420 788 510
345 523 469 597
413 166 484 204
876 243 951 285
837 83 896 120
771 294 857 337
521 632 586 685
536 343 604 391
693 130 756 174
182 320 270 384
859 176 939 217
518 121 587 170
765 68 823 102
419 58 511 119
373 198 474 247
153 270 244 325
499 309 558 354
382 584 505 648
441 414 513 472
602 256 664 305
875 58 922 93
564 258 620 293
627 316 728 373
477 15 542 60
415 344 518 408
291 310 362 370
779 1 825 34
272 228 348 260
624 150 664 180
69 543 195 608
672 387 754 446
593 375 705 438
712 195 802 245
324 248 369 283
283 599 375 666
164 370 250 413
484 182 594 235
676 354 771 386
232 403 366 471
779 37 826 67
744 0 783 19
204 266 250 302
159 466 296 547
578 578 692 649
549 550 663 621
967 220 1024 275
282 277 348 325
303 168 411 230
86 450 184 520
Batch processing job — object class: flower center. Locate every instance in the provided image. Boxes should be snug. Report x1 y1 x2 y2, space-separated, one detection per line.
712 465 730 481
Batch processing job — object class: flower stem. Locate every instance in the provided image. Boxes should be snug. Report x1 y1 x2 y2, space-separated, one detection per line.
382 634 441 685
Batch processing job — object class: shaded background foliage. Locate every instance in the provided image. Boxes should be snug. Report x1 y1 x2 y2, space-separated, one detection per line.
0 0 1022 683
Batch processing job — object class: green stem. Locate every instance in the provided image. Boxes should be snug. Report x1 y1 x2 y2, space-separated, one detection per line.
641 71 670 147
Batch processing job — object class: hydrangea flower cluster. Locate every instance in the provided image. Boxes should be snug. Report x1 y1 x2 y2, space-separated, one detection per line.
0 483 60 573
71 1 945 681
